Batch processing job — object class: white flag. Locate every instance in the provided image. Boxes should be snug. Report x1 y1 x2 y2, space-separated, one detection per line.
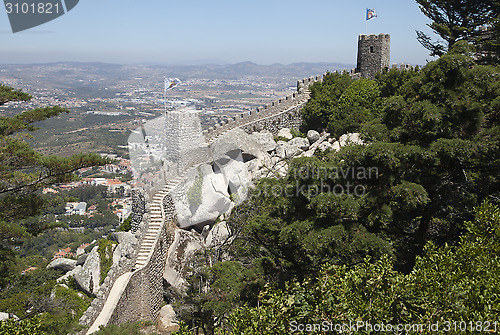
164 77 181 92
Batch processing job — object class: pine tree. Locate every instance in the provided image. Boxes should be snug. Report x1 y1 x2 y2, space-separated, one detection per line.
415 0 499 60
0 84 109 287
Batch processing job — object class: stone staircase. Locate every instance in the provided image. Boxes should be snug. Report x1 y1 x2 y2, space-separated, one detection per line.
134 175 185 269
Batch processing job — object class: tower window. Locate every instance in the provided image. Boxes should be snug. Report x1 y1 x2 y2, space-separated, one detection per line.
370 46 374 53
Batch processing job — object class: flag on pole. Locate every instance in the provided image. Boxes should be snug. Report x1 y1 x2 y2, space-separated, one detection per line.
164 77 181 92
366 8 377 20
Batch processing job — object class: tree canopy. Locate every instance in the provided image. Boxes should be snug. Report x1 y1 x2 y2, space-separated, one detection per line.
415 0 500 62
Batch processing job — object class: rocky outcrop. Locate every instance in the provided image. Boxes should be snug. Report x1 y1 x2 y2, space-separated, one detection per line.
157 305 180 333
307 130 320 144
47 258 77 273
112 232 138 267
339 132 363 146
68 246 101 296
277 128 293 140
163 229 204 290
205 221 230 249
249 129 276 152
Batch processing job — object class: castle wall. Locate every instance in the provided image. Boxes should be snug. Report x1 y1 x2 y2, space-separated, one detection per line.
108 222 171 325
203 74 323 142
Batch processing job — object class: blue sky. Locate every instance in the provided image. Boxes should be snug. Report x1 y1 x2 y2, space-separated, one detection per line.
0 0 437 65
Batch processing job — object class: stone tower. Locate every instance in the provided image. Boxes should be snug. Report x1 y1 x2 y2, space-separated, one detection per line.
163 106 211 178
356 33 390 79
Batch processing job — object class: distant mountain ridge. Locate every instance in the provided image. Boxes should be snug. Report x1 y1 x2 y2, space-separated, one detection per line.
0 61 354 82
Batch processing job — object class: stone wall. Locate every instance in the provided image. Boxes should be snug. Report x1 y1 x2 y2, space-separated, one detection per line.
202 74 324 142
130 190 146 233
107 223 172 325
78 190 147 333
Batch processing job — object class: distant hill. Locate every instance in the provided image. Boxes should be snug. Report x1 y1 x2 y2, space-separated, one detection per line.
0 61 354 85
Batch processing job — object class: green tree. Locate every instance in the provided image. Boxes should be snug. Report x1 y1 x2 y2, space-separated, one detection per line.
415 0 499 58
221 201 500 335
0 84 109 288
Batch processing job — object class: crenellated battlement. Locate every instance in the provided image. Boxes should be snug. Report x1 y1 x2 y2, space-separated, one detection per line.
391 63 415 70
358 33 390 41
201 73 327 142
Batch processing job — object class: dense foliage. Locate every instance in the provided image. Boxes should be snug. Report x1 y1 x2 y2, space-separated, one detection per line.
0 268 91 335
220 201 500 334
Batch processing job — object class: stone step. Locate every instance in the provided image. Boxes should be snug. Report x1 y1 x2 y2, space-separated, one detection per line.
149 225 162 228
148 225 161 229
147 229 160 233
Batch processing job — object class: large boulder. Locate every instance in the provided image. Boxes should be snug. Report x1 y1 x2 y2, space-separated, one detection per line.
221 158 252 204
307 130 320 144
249 130 277 152
339 133 363 146
211 128 266 162
174 164 232 229
112 231 138 266
157 305 180 333
72 246 101 296
288 137 310 151
47 258 77 273
319 141 334 152
277 128 293 140
173 128 263 229
285 143 303 158
163 229 204 290
205 221 230 248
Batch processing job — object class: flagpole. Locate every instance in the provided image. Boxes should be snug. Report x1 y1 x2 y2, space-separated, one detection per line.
163 77 167 115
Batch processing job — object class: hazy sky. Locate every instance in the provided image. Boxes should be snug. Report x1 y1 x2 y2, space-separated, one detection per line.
0 0 437 65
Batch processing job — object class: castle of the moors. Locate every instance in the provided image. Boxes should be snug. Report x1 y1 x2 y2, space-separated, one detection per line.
76 34 415 334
